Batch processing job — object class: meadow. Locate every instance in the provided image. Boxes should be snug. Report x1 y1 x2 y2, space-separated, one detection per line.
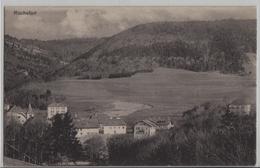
23 67 256 123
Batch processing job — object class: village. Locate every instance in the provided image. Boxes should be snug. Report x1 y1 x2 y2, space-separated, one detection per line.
4 101 177 143
4 96 254 145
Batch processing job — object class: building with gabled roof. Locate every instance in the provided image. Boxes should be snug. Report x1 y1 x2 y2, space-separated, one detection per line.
134 120 158 139
149 118 174 130
74 119 100 142
100 117 127 135
5 104 34 125
134 118 174 139
229 98 252 115
47 102 68 119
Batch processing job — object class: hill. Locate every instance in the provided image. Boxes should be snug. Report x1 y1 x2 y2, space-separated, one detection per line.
4 35 103 91
21 37 103 62
4 35 59 91
56 19 256 79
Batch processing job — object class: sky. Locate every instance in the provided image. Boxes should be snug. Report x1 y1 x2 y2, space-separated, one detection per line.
5 6 256 40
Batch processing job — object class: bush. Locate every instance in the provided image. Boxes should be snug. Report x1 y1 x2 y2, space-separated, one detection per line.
83 135 108 164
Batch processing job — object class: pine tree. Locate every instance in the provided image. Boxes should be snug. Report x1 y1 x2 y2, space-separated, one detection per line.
44 112 82 165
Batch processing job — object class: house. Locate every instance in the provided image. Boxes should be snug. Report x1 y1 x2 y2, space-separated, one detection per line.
151 119 174 130
75 119 100 139
229 98 252 115
134 120 158 139
100 117 127 135
47 102 68 119
5 104 34 125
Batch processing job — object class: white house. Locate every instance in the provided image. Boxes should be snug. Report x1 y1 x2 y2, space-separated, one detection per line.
229 98 252 115
47 102 68 119
6 104 34 125
75 119 100 142
134 120 158 139
100 118 127 135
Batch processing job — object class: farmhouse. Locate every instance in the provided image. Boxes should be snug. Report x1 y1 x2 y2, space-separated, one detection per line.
75 119 100 138
229 98 252 115
134 120 158 139
150 118 174 130
5 104 34 125
100 118 127 135
47 102 68 119
134 118 174 139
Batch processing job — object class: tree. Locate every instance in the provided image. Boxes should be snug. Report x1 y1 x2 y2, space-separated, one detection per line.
44 112 83 165
4 118 48 164
83 135 108 164
18 118 48 164
209 28 247 73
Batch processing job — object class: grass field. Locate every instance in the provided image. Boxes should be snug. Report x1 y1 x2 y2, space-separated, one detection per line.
23 66 256 123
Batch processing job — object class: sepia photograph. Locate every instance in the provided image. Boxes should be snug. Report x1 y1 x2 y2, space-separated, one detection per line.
3 5 257 166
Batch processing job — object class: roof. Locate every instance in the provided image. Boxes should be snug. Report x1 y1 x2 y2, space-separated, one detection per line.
6 111 27 119
74 119 100 129
8 106 27 113
101 118 126 126
48 102 67 107
231 98 252 105
151 119 172 127
8 104 34 116
136 120 158 127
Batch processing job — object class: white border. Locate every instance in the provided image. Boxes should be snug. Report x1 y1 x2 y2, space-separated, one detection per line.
256 0 260 167
1 0 3 167
0 0 259 167
1 0 258 6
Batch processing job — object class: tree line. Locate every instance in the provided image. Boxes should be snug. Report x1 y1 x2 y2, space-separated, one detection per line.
106 102 256 166
4 112 83 165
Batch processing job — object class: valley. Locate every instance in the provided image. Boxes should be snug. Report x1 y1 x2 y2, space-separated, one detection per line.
22 67 256 123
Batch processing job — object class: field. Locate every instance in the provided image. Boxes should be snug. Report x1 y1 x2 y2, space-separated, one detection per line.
23 67 256 122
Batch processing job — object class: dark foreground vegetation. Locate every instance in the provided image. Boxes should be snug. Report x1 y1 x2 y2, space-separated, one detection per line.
106 103 256 166
5 102 255 166
4 112 82 165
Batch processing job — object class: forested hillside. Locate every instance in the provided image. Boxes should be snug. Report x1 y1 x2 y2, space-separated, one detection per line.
4 19 256 88
4 35 102 91
4 35 59 91
21 38 103 62
57 19 256 79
